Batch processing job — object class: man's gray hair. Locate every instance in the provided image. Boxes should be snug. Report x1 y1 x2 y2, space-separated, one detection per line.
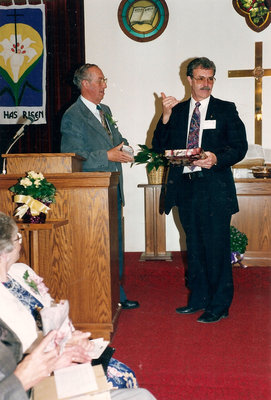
186 57 216 78
0 212 18 255
73 63 98 89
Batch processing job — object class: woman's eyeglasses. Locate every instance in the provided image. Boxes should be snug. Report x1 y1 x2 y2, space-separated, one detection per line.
14 232 22 244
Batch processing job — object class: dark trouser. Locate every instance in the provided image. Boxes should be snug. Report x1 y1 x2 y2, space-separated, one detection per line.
118 186 127 302
177 174 233 315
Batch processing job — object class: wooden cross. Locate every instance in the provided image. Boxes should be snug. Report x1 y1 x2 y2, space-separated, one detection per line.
228 42 271 145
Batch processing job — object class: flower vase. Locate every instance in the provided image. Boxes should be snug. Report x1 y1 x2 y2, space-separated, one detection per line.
22 200 50 224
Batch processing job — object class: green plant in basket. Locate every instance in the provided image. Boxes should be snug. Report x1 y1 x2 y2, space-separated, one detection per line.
132 144 168 173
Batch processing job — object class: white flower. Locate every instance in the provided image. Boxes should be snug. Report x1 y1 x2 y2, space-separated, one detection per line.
34 179 41 187
20 177 32 188
28 171 44 180
0 35 37 83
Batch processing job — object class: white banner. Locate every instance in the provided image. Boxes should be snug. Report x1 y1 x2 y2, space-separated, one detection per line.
0 4 46 125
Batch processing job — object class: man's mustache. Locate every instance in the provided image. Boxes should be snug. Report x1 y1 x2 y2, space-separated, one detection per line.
201 86 211 90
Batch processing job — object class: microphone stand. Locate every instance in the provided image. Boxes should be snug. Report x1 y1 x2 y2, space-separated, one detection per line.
2 130 26 175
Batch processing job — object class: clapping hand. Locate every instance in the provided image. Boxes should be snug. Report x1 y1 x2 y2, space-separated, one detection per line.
14 330 93 391
68 330 94 355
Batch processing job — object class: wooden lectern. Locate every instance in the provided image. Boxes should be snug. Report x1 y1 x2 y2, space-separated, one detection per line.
232 178 271 267
0 154 121 339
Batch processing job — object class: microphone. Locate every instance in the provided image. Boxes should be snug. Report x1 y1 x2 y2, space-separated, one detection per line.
2 116 35 174
13 116 34 140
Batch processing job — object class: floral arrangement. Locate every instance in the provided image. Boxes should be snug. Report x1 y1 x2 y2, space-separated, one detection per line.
9 171 56 219
23 270 49 296
9 171 56 202
230 225 248 267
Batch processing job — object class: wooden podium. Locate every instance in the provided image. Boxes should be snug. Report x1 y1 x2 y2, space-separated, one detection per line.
0 154 121 339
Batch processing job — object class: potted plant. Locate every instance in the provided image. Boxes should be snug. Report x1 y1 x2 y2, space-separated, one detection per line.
230 225 248 267
132 144 168 184
9 170 56 223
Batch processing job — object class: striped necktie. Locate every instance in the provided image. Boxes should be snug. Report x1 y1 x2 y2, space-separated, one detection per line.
96 105 112 138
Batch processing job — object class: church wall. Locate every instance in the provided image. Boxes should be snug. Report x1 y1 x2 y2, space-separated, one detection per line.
84 0 271 252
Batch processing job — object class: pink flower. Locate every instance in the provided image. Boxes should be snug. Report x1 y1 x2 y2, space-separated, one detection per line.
23 270 49 296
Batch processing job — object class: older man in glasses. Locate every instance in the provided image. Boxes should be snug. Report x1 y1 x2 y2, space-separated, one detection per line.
60 64 139 311
152 57 248 323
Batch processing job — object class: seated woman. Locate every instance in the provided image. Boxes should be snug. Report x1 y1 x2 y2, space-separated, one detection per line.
0 212 137 390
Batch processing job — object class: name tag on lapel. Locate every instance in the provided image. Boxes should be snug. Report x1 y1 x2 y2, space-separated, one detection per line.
204 120 216 129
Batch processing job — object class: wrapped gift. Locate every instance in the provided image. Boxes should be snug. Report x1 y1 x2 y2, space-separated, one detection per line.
165 148 207 165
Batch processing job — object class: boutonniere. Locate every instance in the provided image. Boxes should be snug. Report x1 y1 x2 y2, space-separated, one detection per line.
105 112 118 128
23 270 49 296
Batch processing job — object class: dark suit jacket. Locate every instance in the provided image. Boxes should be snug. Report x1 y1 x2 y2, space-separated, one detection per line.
60 96 129 203
152 95 248 215
0 319 28 400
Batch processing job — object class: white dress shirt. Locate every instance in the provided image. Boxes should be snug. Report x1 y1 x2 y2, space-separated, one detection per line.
80 95 101 122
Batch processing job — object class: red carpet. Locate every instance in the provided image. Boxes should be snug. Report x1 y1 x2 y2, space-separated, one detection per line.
111 252 271 400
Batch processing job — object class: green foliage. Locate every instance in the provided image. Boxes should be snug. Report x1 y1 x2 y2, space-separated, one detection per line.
23 270 39 294
9 171 56 203
230 225 248 254
132 144 168 173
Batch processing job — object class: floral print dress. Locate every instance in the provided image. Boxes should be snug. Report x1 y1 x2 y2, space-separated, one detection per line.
4 264 137 389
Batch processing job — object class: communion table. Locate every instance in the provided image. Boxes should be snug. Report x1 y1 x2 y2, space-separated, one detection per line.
232 178 271 266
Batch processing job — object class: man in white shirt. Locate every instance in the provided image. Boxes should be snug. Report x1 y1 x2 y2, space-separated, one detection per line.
152 57 247 323
61 64 139 310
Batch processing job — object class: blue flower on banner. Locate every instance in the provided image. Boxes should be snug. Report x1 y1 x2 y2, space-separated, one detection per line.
0 22 43 106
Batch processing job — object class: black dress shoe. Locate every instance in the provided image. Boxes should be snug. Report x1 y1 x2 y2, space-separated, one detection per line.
176 306 204 314
197 311 229 323
120 300 140 310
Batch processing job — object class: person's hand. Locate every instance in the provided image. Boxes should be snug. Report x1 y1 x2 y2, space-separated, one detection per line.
161 92 180 124
107 142 134 163
54 341 92 369
14 331 63 391
68 330 94 354
14 330 93 391
193 151 217 169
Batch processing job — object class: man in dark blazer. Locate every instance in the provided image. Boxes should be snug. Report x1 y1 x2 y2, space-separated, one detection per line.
61 64 139 310
152 57 248 323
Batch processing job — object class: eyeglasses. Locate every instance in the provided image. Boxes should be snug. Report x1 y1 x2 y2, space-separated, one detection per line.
84 77 108 85
192 76 216 83
96 77 107 84
14 232 22 244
